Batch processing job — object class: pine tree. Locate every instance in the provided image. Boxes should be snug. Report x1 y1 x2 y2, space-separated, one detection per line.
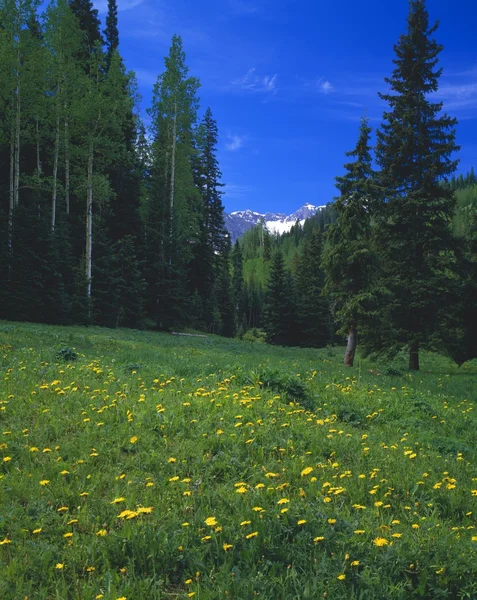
263 251 295 345
104 0 118 67
68 0 102 66
294 230 332 348
375 0 459 370
322 116 378 366
232 240 245 329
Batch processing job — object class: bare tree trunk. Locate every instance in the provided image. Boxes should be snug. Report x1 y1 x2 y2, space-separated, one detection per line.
51 112 60 233
8 131 15 254
86 140 94 304
36 118 41 173
344 325 357 367
14 82 20 207
169 102 177 265
409 342 419 371
64 114 70 215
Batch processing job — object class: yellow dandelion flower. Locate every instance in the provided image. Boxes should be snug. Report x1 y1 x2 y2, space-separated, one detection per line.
223 543 233 551
351 560 360 566
205 517 217 527
313 536 325 543
0 538 12 545
373 537 388 547
185 579 193 585
245 531 258 539
55 563 64 569
3 456 11 462
32 528 42 534
301 467 313 476
40 480 50 486
96 529 107 536
201 535 211 541
252 507 263 512
110 497 125 504
277 498 289 505
63 532 73 538
136 506 154 514
240 520 252 526
412 524 420 529
182 522 190 527
337 574 346 580
236 486 247 494
391 533 402 538
129 436 138 444
167 457 176 463
354 530 366 535
328 518 336 524
297 519 306 525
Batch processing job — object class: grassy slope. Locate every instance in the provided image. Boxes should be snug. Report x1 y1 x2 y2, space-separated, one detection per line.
1 321 477 599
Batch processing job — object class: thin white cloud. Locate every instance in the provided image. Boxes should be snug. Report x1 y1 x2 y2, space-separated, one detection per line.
318 79 334 94
232 68 278 94
95 0 145 13
223 183 252 200
226 134 245 151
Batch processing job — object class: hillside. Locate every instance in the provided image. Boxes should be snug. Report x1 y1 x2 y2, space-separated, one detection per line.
1 321 477 599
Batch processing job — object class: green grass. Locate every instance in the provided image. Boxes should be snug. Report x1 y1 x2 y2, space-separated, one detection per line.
1 321 477 599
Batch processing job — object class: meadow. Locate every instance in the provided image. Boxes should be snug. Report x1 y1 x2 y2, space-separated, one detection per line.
1 321 477 599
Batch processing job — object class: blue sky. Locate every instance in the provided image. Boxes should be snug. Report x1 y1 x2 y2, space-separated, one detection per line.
95 0 477 214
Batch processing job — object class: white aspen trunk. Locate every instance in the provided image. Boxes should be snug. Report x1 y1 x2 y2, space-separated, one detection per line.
36 118 41 173
14 80 20 207
51 112 60 233
86 140 94 302
64 114 70 215
169 102 177 265
8 131 15 253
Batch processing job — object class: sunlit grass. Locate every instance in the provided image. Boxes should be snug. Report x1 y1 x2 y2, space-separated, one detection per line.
1 321 477 599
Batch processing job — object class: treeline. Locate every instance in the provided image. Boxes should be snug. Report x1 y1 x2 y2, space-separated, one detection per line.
235 1 477 371
0 0 234 334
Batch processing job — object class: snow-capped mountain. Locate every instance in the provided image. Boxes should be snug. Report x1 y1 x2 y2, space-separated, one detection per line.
224 203 325 242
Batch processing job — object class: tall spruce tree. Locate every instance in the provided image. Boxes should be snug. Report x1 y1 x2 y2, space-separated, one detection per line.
263 251 295 345
104 0 118 67
294 230 332 348
374 0 459 370
322 116 378 366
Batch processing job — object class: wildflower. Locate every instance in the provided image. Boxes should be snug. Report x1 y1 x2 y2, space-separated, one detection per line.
313 536 325 543
392 533 402 538
96 530 107 536
182 522 190 527
297 520 306 525
277 498 289 505
40 480 50 486
63 532 73 538
185 579 193 585
223 543 233 551
252 507 263 512
3 456 11 462
245 531 258 539
0 538 12 545
136 506 154 514
301 467 313 476
55 563 64 569
167 457 176 463
236 486 247 494
337 574 346 580
110 497 125 504
373 537 388 547
354 530 366 535
32 528 42 534
240 520 252 526
328 518 336 524
351 560 360 566
205 517 217 527
201 535 211 541
412 524 420 529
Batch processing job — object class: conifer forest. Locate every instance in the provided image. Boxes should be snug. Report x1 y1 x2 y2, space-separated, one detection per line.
0 0 476 372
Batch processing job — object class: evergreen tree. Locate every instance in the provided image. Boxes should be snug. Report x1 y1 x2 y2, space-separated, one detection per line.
263 251 295 345
294 230 332 348
232 240 245 330
68 0 102 65
374 0 459 370
104 0 118 67
322 116 378 366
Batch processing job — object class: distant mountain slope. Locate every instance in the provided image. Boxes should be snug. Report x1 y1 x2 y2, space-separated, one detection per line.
224 203 325 242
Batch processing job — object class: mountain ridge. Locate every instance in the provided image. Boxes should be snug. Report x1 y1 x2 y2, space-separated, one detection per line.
224 203 325 242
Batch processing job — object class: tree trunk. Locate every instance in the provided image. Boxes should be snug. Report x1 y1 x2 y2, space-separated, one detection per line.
344 325 357 367
169 102 177 265
51 113 60 233
409 342 420 371
64 114 70 215
14 82 20 207
8 131 14 254
36 118 41 173
86 140 94 304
